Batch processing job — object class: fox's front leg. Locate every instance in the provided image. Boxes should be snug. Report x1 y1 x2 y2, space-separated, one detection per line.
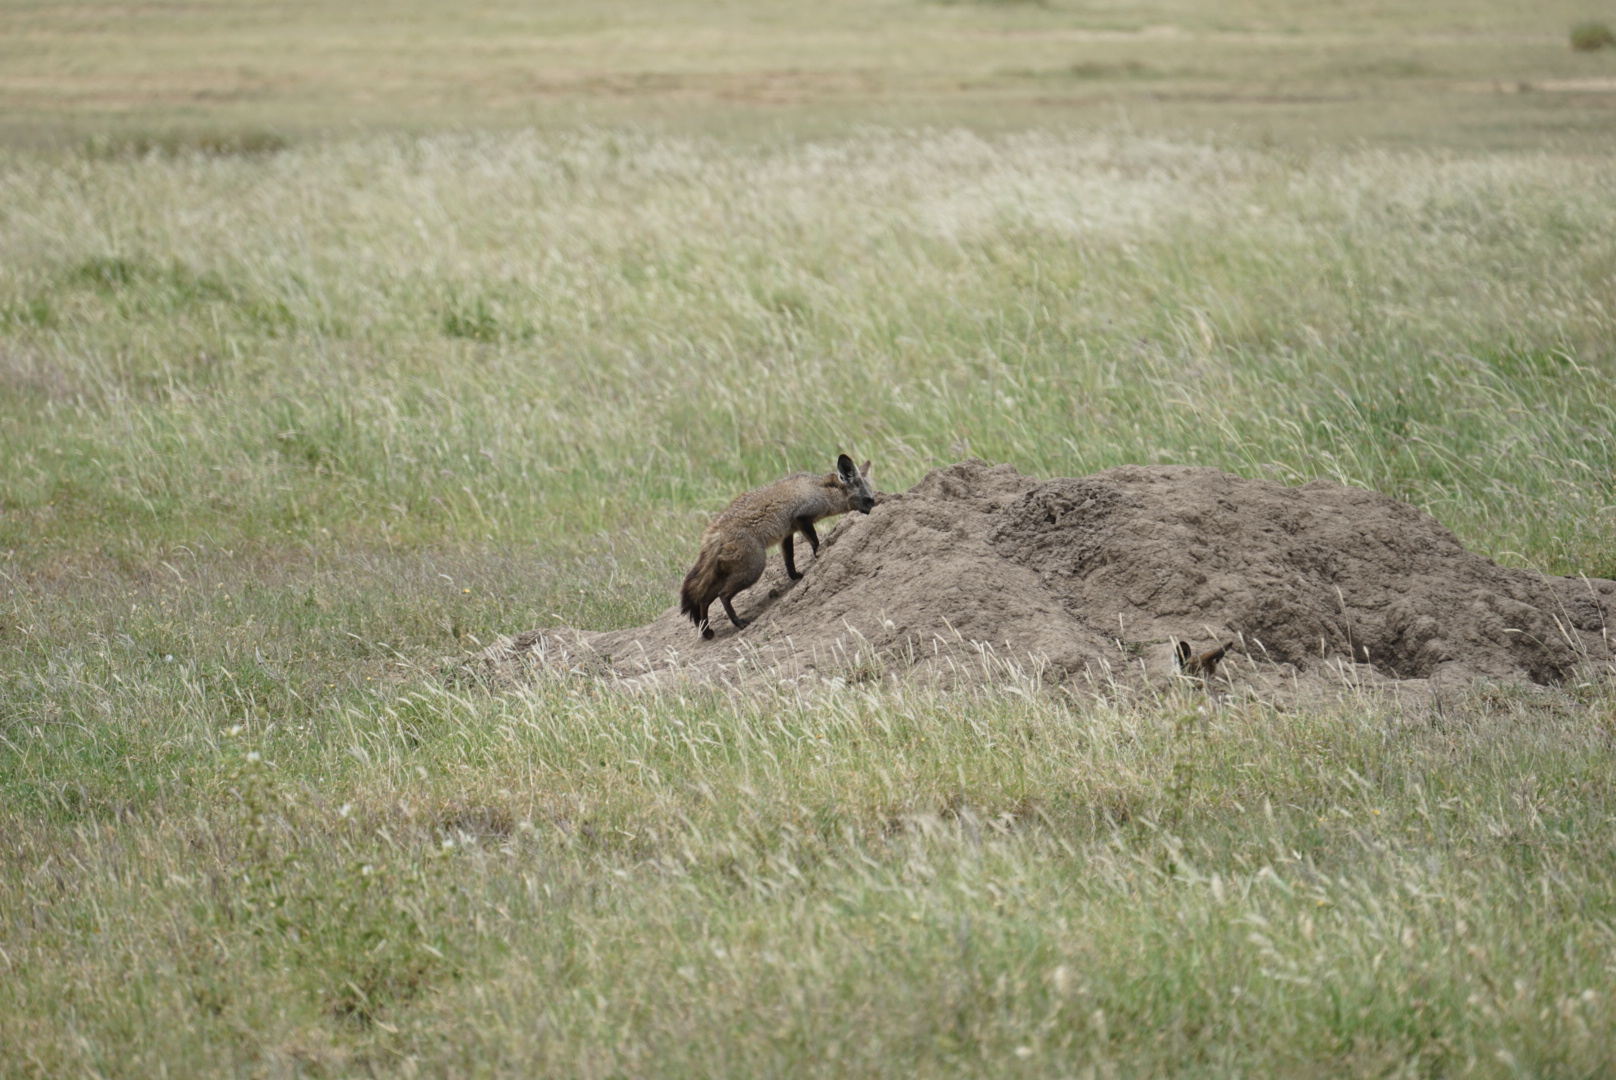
795 518 820 555
782 534 803 580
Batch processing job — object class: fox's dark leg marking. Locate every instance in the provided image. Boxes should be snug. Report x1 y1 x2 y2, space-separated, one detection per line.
796 518 820 555
699 601 715 640
720 594 749 630
783 534 802 580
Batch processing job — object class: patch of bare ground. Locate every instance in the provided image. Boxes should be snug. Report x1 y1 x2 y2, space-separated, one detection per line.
473 461 1616 702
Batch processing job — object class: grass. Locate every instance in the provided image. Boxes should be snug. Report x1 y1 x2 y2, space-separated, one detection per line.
5 0 1616 148
4 123 1615 1080
4 131 1614 573
8 672 1616 1075
4 1 1616 1074
1571 21 1616 52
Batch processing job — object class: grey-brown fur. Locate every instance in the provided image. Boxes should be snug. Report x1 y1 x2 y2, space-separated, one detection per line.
1176 640 1233 684
681 454 874 639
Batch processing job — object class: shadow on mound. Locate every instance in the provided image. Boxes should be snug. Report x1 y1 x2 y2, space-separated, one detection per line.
475 461 1616 701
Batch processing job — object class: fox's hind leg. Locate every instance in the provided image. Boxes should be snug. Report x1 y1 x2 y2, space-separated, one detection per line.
716 543 767 630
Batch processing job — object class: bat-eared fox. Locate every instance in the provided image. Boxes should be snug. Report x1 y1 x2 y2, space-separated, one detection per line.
680 454 875 639
1176 640 1233 684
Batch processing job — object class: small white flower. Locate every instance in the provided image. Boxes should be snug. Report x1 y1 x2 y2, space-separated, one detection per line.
246 751 261 763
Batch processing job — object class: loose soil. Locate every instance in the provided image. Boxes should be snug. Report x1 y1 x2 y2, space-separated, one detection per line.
476 461 1616 701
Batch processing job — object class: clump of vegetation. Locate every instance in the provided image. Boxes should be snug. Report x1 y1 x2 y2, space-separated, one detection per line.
1067 60 1149 79
1571 20 1616 50
82 130 289 160
440 289 534 342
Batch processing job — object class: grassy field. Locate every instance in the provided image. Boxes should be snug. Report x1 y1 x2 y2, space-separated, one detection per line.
5 2 1616 1076
4 0 1616 147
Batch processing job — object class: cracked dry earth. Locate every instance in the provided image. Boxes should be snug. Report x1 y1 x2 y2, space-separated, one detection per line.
474 460 1616 702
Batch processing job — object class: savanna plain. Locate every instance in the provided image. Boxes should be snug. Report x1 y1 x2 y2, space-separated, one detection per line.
4 0 1616 1076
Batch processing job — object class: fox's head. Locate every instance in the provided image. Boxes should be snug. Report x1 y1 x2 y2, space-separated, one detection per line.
836 454 876 514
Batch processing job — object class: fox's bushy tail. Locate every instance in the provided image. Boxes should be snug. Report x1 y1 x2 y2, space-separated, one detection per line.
680 543 721 628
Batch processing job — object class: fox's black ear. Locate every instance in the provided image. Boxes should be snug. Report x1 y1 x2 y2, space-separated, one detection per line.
837 453 857 480
1176 640 1192 667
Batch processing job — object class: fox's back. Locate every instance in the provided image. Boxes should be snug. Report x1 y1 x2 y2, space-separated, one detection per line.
702 472 826 548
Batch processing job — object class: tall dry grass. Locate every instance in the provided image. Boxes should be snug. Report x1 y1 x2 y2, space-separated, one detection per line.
3 127 1616 1075
3 131 1613 572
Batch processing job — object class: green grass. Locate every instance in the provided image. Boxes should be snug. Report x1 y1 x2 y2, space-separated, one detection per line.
5 0 1616 148
8 674 1616 1075
3 123 1615 1078
1571 21 1616 52
4 1 1616 1073
3 132 1614 575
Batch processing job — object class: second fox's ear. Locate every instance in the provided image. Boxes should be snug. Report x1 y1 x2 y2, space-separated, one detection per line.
860 459 872 479
1176 640 1192 667
837 453 857 480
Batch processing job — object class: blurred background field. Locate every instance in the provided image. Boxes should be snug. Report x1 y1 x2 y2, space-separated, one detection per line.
3 2 1616 1076
4 0 1616 148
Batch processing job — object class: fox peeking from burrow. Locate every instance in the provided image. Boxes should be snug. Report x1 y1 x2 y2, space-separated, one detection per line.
680 454 875 639
1176 640 1234 684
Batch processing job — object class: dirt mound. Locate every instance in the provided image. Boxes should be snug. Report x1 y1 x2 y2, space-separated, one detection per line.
478 461 1616 700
